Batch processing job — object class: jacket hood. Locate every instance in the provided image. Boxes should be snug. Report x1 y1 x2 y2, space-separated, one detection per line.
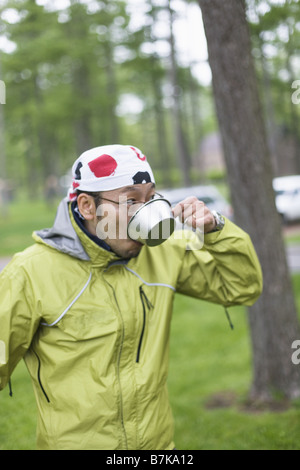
33 197 90 261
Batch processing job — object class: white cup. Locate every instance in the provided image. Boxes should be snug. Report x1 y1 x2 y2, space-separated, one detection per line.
127 198 175 247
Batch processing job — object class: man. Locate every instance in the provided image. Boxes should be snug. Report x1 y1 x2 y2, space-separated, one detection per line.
0 144 262 450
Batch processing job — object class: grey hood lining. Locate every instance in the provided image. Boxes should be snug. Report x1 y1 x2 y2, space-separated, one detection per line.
34 197 90 261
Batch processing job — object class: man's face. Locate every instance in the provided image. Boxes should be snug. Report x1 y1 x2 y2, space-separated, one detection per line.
79 183 156 259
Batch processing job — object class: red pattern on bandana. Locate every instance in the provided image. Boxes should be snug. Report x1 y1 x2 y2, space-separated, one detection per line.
88 154 118 178
130 146 146 161
69 192 77 201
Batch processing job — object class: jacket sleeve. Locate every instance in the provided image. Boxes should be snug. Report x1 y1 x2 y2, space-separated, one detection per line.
176 218 263 307
0 259 40 391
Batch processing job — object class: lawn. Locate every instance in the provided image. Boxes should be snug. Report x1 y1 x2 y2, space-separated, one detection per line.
168 281 300 450
0 198 300 450
0 198 60 257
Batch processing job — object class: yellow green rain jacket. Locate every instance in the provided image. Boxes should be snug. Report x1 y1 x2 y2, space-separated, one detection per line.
0 198 262 450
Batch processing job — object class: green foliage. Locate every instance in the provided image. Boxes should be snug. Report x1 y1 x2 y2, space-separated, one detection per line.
0 0 210 193
246 0 300 162
1 0 299 193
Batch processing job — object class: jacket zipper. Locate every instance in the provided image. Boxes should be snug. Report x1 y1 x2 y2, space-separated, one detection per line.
136 286 153 363
32 350 50 403
114 289 128 449
103 275 128 449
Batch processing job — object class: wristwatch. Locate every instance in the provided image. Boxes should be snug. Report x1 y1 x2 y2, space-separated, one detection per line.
211 211 225 232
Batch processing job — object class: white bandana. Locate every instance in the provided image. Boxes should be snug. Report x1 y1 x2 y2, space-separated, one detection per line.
68 145 155 201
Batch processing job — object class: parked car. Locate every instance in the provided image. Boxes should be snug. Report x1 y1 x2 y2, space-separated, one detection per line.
273 175 300 223
160 184 233 220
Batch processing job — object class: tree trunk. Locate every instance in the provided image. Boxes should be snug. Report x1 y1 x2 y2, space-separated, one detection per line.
167 0 191 187
198 0 300 400
150 57 173 188
69 1 93 155
73 62 93 155
105 42 120 144
33 74 53 182
259 45 281 177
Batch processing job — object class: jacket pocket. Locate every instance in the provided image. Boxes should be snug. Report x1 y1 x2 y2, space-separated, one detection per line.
32 350 50 403
136 286 153 363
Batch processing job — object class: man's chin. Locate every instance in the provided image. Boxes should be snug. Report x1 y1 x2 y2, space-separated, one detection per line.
111 239 144 259
124 240 144 258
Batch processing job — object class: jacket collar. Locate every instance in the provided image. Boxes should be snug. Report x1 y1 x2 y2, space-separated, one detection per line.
71 201 112 253
33 197 121 268
68 202 121 267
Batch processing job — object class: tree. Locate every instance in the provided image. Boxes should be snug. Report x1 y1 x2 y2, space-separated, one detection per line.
0 0 214 194
0 0 71 194
198 0 300 401
0 0 131 192
167 0 191 186
247 0 300 176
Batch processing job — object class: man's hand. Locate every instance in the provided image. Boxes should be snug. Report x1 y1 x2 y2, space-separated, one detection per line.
172 196 217 234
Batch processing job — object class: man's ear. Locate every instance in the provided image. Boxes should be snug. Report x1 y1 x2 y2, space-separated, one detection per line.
77 194 97 221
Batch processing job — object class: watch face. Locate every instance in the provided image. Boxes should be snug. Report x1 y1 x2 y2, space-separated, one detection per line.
213 211 225 231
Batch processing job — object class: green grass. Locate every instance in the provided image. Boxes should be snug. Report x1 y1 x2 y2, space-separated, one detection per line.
286 233 300 245
0 198 60 257
0 361 37 450
169 283 300 450
1 198 300 450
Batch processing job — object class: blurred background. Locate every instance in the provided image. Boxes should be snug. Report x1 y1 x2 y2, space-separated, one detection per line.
0 0 300 451
0 0 299 201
